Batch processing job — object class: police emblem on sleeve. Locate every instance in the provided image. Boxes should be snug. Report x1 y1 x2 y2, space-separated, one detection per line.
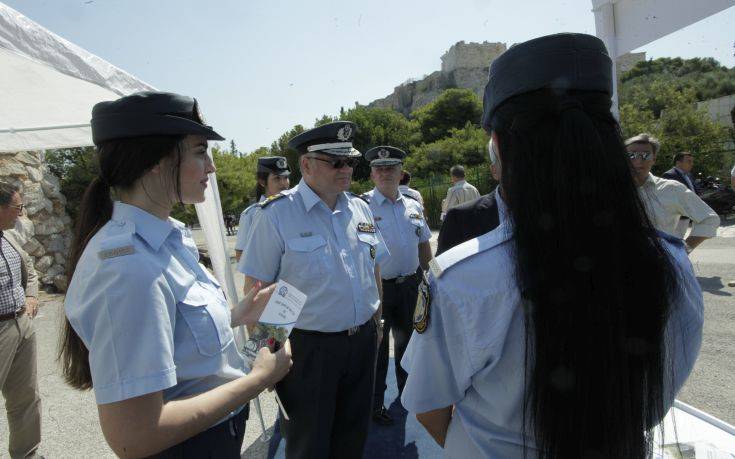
413 274 431 333
357 222 376 233
276 158 287 169
337 125 353 141
378 148 389 159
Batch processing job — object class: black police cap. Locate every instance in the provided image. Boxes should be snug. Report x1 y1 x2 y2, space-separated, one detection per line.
91 91 225 144
481 33 613 131
364 146 406 166
257 156 291 176
287 121 361 157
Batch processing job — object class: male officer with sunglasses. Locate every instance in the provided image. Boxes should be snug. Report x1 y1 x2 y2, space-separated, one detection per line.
240 121 389 458
626 133 719 252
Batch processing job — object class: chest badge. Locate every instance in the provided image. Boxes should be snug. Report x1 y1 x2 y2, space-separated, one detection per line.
413 274 431 333
357 222 376 233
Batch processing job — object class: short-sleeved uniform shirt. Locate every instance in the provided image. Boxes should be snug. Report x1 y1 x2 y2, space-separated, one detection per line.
363 188 431 279
401 223 704 458
65 202 246 406
240 179 389 332
234 195 266 253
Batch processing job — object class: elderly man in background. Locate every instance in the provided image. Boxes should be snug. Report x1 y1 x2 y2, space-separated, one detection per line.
625 134 720 252
662 151 697 237
0 181 42 459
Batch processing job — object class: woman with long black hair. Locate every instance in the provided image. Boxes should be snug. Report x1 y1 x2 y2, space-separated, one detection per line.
60 92 292 458
401 33 703 458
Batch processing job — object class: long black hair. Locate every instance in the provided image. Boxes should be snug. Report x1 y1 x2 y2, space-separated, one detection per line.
59 135 184 390
254 171 270 201
491 89 677 458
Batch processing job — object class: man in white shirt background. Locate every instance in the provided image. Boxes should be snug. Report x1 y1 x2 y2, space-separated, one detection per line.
440 165 480 221
662 151 697 237
625 133 720 252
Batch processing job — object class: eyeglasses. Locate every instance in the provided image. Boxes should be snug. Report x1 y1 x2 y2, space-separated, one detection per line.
627 152 654 161
307 155 360 169
7 204 24 212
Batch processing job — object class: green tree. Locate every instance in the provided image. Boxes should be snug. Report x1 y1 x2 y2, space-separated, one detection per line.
339 106 419 181
270 124 306 182
411 88 483 143
45 147 99 223
619 80 729 177
404 122 488 177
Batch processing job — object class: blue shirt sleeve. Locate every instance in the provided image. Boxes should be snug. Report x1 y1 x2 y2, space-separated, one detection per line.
82 256 178 404
401 272 518 414
239 210 284 281
234 208 255 251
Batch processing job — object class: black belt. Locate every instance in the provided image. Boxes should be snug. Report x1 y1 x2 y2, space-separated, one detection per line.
0 306 26 321
382 272 419 284
292 319 372 337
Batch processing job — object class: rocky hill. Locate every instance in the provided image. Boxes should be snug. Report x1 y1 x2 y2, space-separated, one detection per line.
369 40 645 116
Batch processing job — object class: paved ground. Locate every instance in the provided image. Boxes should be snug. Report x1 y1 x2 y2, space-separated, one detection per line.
1 225 733 458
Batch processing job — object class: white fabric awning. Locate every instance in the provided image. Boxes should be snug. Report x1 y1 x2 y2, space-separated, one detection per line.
0 2 154 152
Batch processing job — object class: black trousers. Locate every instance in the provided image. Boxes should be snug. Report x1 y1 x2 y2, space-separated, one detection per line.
276 320 377 459
146 405 248 458
374 275 419 409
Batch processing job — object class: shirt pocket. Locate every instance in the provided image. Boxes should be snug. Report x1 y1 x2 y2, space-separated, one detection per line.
357 232 379 265
285 235 328 278
177 283 234 357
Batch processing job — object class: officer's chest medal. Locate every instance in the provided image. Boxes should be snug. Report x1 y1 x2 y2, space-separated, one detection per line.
413 274 431 333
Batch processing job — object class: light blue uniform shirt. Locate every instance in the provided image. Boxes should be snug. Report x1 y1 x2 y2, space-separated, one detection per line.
401 223 704 458
234 195 266 253
364 188 431 280
65 202 246 406
240 179 389 332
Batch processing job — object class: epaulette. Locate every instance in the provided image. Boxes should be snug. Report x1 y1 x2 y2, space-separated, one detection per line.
97 229 136 260
349 192 370 204
429 223 512 279
401 193 418 202
257 193 286 208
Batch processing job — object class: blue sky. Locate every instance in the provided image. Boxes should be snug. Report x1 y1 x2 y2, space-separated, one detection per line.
5 0 734 152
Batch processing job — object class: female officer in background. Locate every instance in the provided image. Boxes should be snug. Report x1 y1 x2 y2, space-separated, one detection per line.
401 33 703 458
60 92 292 458
234 156 291 262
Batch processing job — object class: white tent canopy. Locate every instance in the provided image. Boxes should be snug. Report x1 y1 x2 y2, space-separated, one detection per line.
0 3 154 152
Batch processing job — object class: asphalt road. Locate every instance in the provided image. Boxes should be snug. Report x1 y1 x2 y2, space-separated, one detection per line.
1 228 733 458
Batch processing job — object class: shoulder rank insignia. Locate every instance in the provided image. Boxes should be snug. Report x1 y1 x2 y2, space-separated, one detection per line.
413 273 431 333
357 222 376 233
350 192 370 204
401 193 418 202
258 193 286 208
409 213 422 219
98 245 135 260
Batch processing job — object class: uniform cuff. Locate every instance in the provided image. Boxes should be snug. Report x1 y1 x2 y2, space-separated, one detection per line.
94 367 177 404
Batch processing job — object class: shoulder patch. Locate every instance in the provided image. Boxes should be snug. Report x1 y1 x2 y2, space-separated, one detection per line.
413 273 431 333
432 223 513 278
258 193 286 208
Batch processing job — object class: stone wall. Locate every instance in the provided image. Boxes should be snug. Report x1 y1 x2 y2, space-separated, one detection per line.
1 151 72 291
369 42 648 116
440 41 506 73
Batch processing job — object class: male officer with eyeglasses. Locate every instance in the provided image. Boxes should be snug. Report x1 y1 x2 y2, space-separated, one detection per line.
626 133 719 252
240 121 389 457
361 146 432 425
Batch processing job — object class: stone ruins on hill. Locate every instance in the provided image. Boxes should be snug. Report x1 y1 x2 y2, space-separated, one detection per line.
369 40 645 116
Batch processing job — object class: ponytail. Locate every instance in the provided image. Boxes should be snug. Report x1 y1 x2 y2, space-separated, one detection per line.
60 176 113 389
59 135 184 391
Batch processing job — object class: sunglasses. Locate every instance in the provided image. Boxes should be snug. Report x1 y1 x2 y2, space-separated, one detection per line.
628 152 654 161
307 155 360 169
